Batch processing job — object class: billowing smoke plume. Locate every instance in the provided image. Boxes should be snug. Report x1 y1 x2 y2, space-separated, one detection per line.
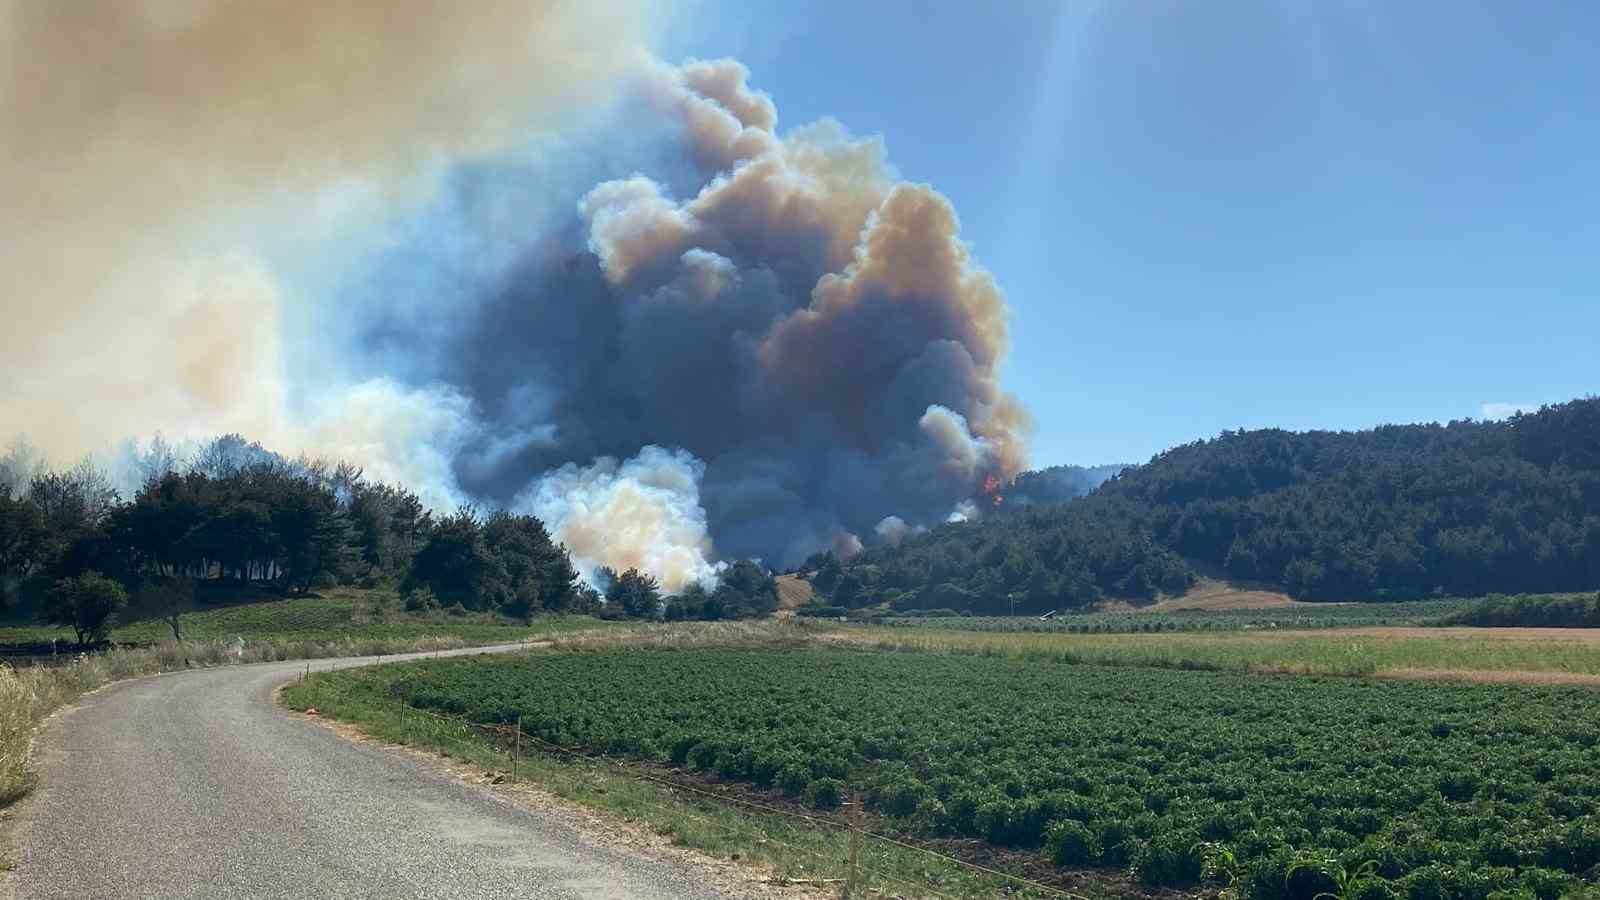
400 59 1030 571
516 447 719 593
0 0 652 480
4 6 1029 582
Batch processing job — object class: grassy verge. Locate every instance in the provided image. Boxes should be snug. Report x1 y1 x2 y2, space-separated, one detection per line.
830 623 1600 677
281 664 1095 900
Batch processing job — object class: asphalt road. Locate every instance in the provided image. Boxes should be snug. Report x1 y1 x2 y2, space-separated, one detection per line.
8 646 740 899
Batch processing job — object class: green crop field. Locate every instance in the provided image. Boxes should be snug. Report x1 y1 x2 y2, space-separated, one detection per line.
314 646 1600 899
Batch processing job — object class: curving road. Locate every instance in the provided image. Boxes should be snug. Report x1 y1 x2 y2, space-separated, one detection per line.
6 646 740 899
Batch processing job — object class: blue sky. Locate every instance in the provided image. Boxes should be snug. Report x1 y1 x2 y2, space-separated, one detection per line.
662 1 1598 467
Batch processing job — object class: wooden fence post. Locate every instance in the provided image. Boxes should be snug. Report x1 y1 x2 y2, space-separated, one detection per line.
513 716 521 783
844 792 861 899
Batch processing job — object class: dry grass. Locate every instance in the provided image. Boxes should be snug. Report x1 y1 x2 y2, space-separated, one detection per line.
548 619 815 652
773 575 815 611
1095 577 1305 613
821 623 1600 680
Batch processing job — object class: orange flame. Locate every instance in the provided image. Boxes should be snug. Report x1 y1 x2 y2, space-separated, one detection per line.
982 474 1004 508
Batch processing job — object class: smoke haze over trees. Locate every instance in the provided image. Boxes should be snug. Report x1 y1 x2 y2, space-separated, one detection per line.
2 2 1030 589
0 435 779 640
1004 464 1128 509
817 398 1600 612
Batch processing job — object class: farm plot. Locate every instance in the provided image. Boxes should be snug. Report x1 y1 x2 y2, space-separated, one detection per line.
356 647 1600 898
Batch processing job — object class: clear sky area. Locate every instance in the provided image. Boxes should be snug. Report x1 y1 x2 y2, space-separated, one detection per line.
665 1 1598 466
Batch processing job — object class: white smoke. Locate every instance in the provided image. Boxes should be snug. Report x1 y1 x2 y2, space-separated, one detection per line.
515 445 719 593
919 405 997 481
874 515 924 547
946 500 981 524
833 531 865 560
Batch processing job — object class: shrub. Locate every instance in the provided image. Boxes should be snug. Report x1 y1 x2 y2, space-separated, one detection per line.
805 777 845 810
777 763 811 796
42 572 128 648
1045 820 1099 866
1096 818 1137 866
402 585 438 612
1132 829 1203 886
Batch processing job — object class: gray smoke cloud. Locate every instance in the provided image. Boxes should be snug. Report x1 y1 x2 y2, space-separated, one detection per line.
3 6 1030 584
408 59 1031 573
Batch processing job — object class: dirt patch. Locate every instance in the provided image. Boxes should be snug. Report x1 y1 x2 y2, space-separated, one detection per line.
774 576 814 611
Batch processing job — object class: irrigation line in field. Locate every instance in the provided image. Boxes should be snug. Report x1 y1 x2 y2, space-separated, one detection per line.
346 687 1084 900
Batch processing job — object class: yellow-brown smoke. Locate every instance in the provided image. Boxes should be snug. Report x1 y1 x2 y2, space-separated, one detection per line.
0 0 652 466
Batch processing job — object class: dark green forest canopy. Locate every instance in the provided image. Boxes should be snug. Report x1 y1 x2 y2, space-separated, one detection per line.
0 434 776 628
822 397 1600 611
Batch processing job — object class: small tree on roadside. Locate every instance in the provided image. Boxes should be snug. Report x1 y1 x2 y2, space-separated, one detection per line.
133 577 196 641
43 571 128 649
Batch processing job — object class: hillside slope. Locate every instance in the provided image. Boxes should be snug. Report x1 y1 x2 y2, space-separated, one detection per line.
815 397 1600 612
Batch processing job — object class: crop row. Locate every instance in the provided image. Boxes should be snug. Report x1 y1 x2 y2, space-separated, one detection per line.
384 648 1600 899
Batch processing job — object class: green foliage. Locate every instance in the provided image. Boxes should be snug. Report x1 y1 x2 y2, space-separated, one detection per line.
1046 820 1099 865
403 508 577 615
1007 464 1127 508
42 571 128 647
0 492 50 609
832 397 1600 610
130 576 196 641
661 562 778 621
373 647 1600 897
1444 594 1600 628
2 434 583 622
804 777 845 810
607 568 661 618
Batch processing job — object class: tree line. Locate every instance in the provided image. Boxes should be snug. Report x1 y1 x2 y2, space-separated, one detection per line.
812 397 1600 612
1 434 777 645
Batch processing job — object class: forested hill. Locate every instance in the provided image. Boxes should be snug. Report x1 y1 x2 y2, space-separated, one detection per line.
1003 463 1128 508
814 397 1600 612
